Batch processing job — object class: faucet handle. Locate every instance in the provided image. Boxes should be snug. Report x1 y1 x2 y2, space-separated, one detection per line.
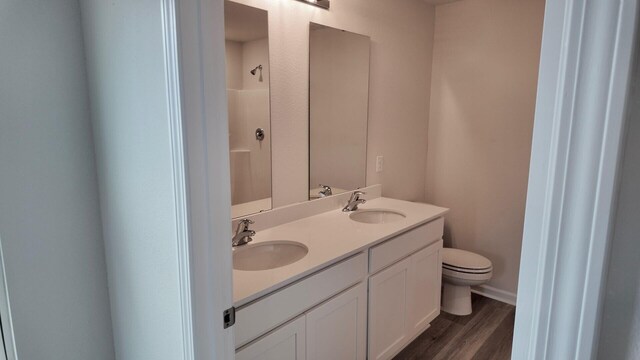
351 190 366 200
236 218 254 232
318 184 333 197
343 190 367 212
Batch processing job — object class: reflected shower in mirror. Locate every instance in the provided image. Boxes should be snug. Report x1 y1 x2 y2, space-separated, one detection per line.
309 23 370 200
224 1 272 218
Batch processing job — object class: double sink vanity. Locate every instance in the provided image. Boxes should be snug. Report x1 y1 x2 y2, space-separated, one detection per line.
231 186 448 360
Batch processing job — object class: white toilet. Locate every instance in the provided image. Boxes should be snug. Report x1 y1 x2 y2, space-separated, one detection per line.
441 248 493 316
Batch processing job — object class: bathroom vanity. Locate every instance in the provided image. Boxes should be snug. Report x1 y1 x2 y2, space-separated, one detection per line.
232 190 448 360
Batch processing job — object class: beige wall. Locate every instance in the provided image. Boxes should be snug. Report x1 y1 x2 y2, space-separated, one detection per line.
229 0 436 207
225 0 543 296
425 0 545 295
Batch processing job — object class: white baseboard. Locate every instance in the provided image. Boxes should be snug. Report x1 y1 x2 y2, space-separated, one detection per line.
471 284 517 306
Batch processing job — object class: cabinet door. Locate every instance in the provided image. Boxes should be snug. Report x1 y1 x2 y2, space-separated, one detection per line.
368 257 412 360
236 316 305 360
306 282 367 360
407 241 442 338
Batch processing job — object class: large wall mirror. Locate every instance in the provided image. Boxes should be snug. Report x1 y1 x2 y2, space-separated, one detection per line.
224 1 272 218
309 23 371 200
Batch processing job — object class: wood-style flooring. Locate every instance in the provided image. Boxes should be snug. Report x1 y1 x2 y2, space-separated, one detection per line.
394 294 516 360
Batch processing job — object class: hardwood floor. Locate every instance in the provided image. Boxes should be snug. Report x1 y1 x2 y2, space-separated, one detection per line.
394 294 516 360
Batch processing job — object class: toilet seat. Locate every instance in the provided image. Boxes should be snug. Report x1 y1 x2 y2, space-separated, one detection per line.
442 267 492 284
442 248 492 273
442 263 492 274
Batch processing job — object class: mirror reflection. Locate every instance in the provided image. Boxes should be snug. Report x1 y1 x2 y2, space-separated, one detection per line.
309 23 370 200
224 1 272 218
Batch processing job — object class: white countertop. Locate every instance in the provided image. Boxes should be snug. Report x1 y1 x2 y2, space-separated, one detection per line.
233 197 449 307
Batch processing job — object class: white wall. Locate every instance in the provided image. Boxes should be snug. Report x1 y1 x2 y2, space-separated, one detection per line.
597 40 640 360
240 39 272 202
225 40 244 90
228 0 436 207
0 1 114 358
80 0 188 358
242 38 271 90
226 37 272 205
425 0 545 296
228 89 271 204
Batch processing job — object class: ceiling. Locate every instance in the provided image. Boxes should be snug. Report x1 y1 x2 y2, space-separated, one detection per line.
224 1 269 42
423 0 462 5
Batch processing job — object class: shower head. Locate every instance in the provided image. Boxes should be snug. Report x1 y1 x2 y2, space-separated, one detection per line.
250 65 262 75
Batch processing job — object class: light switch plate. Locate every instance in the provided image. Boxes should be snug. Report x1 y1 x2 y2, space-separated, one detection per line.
376 156 384 172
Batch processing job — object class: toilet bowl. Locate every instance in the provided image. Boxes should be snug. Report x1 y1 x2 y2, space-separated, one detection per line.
441 248 492 316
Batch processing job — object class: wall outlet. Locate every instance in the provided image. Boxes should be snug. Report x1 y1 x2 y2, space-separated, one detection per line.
376 156 384 173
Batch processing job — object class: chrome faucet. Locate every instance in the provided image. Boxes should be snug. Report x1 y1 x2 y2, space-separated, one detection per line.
343 191 366 212
318 184 333 198
232 219 255 247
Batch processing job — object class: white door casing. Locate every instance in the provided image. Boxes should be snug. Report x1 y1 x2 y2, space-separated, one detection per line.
0 239 14 360
176 0 235 358
513 0 639 359
161 0 196 358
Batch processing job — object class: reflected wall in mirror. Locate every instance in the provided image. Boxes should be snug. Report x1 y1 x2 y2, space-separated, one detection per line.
224 1 272 218
309 23 370 200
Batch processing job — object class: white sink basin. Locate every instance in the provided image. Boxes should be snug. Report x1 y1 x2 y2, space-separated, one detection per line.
349 209 406 224
233 241 309 271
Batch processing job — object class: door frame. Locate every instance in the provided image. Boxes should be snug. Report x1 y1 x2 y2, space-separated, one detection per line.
0 239 16 360
513 0 638 359
170 0 235 358
171 0 640 359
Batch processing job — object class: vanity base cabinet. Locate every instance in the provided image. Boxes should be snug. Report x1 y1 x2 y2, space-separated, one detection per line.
235 219 445 360
237 282 367 360
235 253 367 347
368 240 443 360
368 257 412 360
407 241 442 338
236 316 306 360
306 282 367 360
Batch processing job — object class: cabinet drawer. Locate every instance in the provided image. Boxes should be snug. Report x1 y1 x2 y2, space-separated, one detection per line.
236 315 305 360
369 217 443 274
235 252 367 348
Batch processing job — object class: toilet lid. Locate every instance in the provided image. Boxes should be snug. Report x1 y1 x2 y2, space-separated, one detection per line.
442 248 492 271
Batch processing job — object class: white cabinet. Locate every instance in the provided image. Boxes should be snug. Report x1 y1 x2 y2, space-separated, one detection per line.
236 316 306 360
369 217 443 273
306 282 367 360
407 241 442 338
368 257 412 360
368 240 442 360
237 282 367 360
235 253 367 348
